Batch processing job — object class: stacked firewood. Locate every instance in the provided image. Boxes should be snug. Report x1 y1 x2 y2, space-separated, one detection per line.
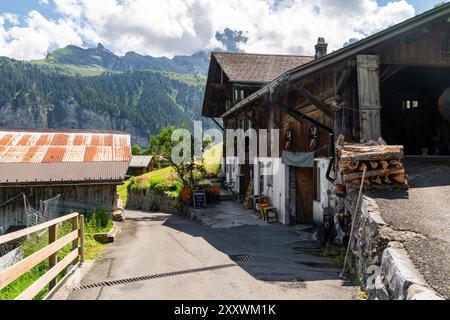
337 144 406 187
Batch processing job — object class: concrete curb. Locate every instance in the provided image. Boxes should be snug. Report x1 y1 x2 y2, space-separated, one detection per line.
353 196 444 300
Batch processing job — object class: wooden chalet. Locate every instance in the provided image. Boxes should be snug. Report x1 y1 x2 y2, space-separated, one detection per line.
202 4 450 226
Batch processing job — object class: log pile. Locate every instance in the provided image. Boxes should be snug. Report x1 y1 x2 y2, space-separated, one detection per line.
337 144 406 187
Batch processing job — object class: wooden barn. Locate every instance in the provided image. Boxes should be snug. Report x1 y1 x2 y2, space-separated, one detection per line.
127 155 156 177
202 4 450 226
0 129 131 234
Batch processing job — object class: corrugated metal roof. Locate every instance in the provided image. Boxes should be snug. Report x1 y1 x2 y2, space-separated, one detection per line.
0 162 129 185
0 129 131 164
129 155 154 168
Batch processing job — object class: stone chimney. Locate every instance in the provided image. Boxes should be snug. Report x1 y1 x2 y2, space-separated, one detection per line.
315 37 328 59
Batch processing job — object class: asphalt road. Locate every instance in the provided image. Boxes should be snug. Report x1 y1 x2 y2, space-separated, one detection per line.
58 210 357 300
371 157 450 299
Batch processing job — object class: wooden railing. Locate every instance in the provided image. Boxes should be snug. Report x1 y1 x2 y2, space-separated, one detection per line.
0 212 85 300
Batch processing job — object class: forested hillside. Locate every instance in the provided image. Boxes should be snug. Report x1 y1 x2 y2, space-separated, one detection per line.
0 56 208 146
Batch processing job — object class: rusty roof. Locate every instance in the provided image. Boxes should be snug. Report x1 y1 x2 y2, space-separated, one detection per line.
0 129 131 164
212 52 314 83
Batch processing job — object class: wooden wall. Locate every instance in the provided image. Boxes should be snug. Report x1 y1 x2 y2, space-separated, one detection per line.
0 184 117 234
377 20 450 67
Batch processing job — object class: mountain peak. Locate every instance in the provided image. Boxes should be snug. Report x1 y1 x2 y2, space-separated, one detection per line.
44 44 211 74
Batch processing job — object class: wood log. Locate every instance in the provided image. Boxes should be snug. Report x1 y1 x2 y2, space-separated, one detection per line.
341 145 403 153
351 179 361 185
363 178 371 186
372 176 383 185
358 162 368 171
383 176 392 184
370 161 379 170
339 161 359 172
389 160 402 168
339 144 404 162
380 161 389 170
343 168 405 182
391 173 406 184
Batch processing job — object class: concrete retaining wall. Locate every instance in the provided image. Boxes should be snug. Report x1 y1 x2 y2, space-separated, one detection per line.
126 189 190 217
349 196 443 300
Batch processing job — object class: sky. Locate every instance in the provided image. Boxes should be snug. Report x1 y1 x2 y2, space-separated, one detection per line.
0 0 446 60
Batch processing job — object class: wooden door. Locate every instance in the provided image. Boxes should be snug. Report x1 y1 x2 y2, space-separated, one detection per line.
295 168 314 224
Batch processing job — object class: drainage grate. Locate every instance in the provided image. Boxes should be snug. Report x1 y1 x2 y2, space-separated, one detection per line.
75 264 236 290
229 255 254 262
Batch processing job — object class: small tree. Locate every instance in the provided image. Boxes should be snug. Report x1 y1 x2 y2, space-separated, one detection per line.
149 126 208 190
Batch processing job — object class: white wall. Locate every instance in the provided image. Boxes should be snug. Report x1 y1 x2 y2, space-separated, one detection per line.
225 156 240 193
257 157 289 225
313 158 334 226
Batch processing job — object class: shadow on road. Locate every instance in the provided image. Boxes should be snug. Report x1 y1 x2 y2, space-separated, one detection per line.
155 211 352 285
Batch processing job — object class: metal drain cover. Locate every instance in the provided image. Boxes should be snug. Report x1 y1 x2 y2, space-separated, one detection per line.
229 255 254 262
75 264 236 290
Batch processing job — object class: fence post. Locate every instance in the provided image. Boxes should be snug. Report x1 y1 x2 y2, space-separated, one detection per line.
48 224 58 289
79 215 85 264
71 216 78 265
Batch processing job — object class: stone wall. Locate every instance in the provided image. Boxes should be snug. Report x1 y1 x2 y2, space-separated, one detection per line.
348 195 443 300
126 189 190 217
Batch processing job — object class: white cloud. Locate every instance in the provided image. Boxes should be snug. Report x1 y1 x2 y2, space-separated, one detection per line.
0 0 415 60
0 10 83 60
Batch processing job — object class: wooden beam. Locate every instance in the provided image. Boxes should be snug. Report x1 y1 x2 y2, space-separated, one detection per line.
296 86 335 118
336 61 355 95
79 215 85 264
48 224 58 290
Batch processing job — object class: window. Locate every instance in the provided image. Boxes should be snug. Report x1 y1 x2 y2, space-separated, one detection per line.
401 100 419 110
233 89 245 102
442 33 450 60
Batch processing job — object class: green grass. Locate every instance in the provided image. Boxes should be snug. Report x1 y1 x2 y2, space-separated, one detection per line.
122 143 222 203
29 60 107 77
117 179 131 206
0 210 113 300
204 143 222 177
158 71 206 86
128 167 182 199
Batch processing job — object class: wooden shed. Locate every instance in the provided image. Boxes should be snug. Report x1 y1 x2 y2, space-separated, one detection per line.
0 129 131 234
127 155 156 177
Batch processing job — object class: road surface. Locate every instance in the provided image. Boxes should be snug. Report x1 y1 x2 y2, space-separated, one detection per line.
56 209 357 300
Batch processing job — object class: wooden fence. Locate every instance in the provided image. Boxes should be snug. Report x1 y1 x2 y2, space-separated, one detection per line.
0 212 84 300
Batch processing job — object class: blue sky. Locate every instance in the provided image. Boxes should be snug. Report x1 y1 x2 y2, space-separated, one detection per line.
0 0 447 60
1 0 444 16
379 0 444 12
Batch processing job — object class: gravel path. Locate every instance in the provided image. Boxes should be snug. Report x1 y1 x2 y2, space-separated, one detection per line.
371 158 450 299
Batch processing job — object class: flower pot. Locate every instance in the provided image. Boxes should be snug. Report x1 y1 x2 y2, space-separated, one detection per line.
335 184 347 197
181 188 192 204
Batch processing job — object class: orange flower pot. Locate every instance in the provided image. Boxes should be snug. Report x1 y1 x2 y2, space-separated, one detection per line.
181 188 192 203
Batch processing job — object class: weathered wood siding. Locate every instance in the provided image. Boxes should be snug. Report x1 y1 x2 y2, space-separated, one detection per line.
0 184 117 234
377 20 450 67
357 55 382 141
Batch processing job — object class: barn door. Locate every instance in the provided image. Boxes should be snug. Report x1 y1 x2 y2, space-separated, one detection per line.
295 167 314 224
288 167 297 225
